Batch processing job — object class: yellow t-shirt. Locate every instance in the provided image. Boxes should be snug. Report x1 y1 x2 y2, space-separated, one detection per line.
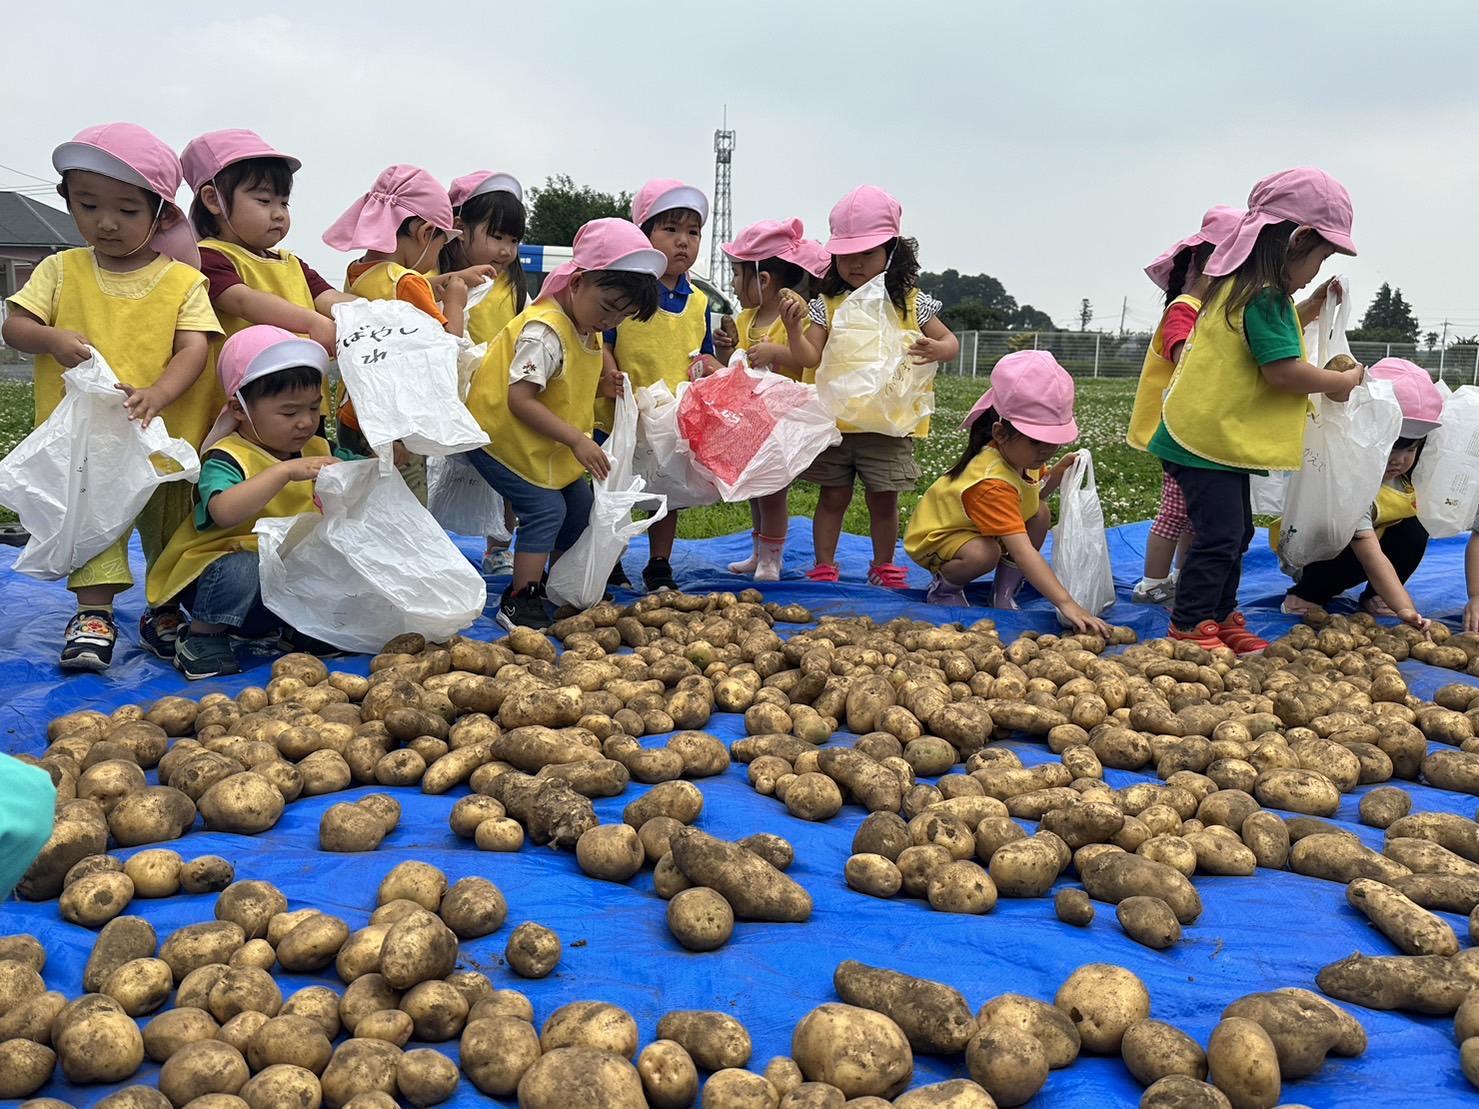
736 307 807 381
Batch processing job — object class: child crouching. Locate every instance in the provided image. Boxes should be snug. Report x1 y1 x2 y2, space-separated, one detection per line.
146 326 342 678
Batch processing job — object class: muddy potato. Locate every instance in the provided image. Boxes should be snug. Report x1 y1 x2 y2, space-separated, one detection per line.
339 976 402 1036
319 803 387 853
435 876 507 940
516 1045 646 1108
379 911 457 990
739 832 794 871
987 837 1061 897
218 1011 271 1056
60 871 135 927
1122 1019 1207 1084
396 1047 459 1106
0 933 45 972
1206 1018 1280 1109
977 993 1081 1070
216 880 288 941
1140 1075 1233 1109
654 854 693 899
538 1001 638 1060
965 1026 1047 1107
102 957 173 1016
0 957 44 1014
1117 896 1182 949
845 853 902 899
0 1038 55 1098
449 795 506 838
196 772 284 834
1252 768 1339 817
655 1010 751 1072
248 1013 333 1074
1055 888 1095 926
355 1009 414 1046
1080 851 1203 923
400 980 469 1042
280 986 342 1040
0 989 65 1045
785 772 844 821
505 922 561 978
143 1008 221 1063
180 855 235 894
789 1003 911 1099
639 1039 699 1109
238 1063 322 1109
376 861 447 912
1220 989 1366 1078
158 1039 249 1106
576 824 646 882
668 886 735 952
319 1039 402 1109
853 811 911 861
278 913 351 974
927 860 997 915
1054 964 1150 1053
1346 878 1458 956
474 817 525 851
624 780 705 829
701 1068 781 1107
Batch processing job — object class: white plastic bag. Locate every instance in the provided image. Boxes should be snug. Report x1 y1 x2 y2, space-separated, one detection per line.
1249 472 1289 516
675 355 842 501
546 380 668 610
333 298 489 468
1414 382 1479 538
0 350 199 580
813 273 936 436
427 453 510 540
1279 378 1403 568
633 381 722 508
1305 277 1352 367
255 459 486 653
1051 451 1115 622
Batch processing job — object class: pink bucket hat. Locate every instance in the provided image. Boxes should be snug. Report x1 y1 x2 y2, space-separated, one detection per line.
824 185 902 255
962 350 1079 444
322 165 459 253
793 239 832 279
631 179 710 228
202 324 329 450
52 123 200 268
538 218 667 303
1204 168 1356 278
1367 358 1444 439
448 170 524 210
1144 205 1245 291
722 218 828 276
180 129 301 194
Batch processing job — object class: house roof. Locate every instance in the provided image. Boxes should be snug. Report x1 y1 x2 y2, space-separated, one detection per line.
0 191 84 249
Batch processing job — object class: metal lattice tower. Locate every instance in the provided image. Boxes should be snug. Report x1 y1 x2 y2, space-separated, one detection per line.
710 110 735 298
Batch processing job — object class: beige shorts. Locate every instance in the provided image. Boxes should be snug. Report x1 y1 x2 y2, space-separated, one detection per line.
801 432 919 493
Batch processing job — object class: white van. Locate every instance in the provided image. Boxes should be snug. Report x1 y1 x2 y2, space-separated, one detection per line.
518 244 736 322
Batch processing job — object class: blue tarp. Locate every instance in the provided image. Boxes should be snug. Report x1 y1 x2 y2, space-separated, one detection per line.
1 519 1477 1108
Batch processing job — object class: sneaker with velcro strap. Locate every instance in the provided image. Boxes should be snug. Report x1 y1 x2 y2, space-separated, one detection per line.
60 609 117 671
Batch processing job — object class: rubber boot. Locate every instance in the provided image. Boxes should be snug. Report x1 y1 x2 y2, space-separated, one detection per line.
728 531 760 575
754 534 786 582
992 560 1026 610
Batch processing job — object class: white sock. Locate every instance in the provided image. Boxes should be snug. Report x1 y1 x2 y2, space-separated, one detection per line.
1139 575 1172 588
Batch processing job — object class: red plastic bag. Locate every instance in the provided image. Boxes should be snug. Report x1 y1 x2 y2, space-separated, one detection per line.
677 363 781 483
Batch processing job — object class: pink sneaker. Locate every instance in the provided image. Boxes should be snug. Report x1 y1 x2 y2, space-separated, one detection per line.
868 563 909 589
806 562 840 583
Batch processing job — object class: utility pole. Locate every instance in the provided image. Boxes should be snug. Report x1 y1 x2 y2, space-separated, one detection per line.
709 107 735 300
1118 296 1128 337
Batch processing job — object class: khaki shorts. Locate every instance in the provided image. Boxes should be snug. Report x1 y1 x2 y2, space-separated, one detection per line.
68 483 194 591
801 432 919 493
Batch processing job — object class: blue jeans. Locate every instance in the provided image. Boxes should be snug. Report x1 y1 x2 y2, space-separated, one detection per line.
461 450 593 555
185 551 278 635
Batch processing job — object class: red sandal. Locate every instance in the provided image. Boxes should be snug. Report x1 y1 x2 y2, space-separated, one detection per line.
1168 620 1226 651
1216 612 1268 655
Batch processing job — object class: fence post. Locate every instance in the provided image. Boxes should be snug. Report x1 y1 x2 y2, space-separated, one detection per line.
1032 333 1039 350
1093 333 1101 378
971 331 979 377
1473 344 1478 386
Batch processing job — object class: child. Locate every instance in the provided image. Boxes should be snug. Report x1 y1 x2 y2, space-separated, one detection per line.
464 218 663 630
1129 205 1243 605
1279 358 1441 630
790 185 960 587
716 218 828 580
444 170 528 576
606 178 723 592
1 123 222 670
904 351 1111 634
182 128 357 416
1148 167 1364 654
146 326 340 679
323 164 492 500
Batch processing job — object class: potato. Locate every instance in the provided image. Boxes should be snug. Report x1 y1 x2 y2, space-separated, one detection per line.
460 1016 541 1095
701 1067 781 1107
1122 1019 1207 1084
670 828 811 922
1080 851 1202 923
278 913 351 973
636 1040 698 1109
650 1011 749 1072
987 837 1061 897
817 749 902 814
738 833 794 871
143 1008 221 1064
0 1037 54 1098
159 921 246 982
218 1011 270 1057
1220 989 1366 1078
400 980 469 1041
668 886 735 952
624 780 705 829
965 1025 1047 1107
1117 896 1182 949
102 957 173 1016
1290 833 1410 884
1054 964 1149 1053
517 1046 646 1108
320 1039 402 1109
474 818 525 851
1347 877 1458 956
784 772 844 821
1251 768 1339 817
198 772 284 834
853 811 911 860
374 910 455 990
216 880 288 941
425 879 501 942
19 815 109 899
181 855 235 894
1140 1075 1233 1108
1051 888 1093 926
280 986 342 1040
927 860 998 914
159 1040 249 1106
60 871 135 927
1239 812 1290 870
1315 951 1471 1014
844 853 902 899
1206 1017 1280 1109
355 1009 414 1046
248 1013 333 1074
395 1047 459 1106
0 933 45 972
320 803 388 853
505 921 562 978
832 961 973 1054
449 795 506 838
0 989 65 1045
976 993 1081 1071
576 824 646 882
377 861 447 912
790 1004 912 1099
238 1063 323 1109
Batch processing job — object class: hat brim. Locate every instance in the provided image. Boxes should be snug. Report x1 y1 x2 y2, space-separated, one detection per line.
822 232 892 256
1399 418 1440 439
603 246 668 281
239 337 331 391
641 185 709 228
52 143 151 191
1321 228 1357 257
1014 418 1080 445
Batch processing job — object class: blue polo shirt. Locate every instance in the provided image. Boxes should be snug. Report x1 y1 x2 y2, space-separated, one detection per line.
604 273 715 353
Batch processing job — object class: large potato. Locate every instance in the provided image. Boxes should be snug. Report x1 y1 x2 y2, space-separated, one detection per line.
976 993 1081 1069
656 1010 751 1071
1206 1017 1280 1109
438 876 508 939
965 1025 1047 1107
379 911 457 989
198 772 284 834
576 824 646 882
1121 1019 1207 1084
790 1003 912 1098
1054 964 1149 1053
833 961 975 1054
460 1016 541 1096
517 1046 646 1109
158 1040 249 1106
542 1001 639 1058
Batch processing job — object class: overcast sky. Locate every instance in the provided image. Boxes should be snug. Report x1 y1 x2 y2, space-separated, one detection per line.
6 1 1477 337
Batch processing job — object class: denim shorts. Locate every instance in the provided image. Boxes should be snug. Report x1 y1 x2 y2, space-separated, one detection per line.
461 450 593 554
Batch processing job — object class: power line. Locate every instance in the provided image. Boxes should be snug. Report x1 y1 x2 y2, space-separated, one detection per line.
0 161 53 184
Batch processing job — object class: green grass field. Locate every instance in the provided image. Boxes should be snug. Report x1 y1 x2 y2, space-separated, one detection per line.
0 374 1158 534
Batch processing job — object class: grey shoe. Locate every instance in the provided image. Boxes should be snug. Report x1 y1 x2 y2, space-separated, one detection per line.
926 574 969 606
1131 578 1175 605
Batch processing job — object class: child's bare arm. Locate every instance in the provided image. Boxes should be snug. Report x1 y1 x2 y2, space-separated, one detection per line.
999 530 1112 636
1 307 89 367
1352 533 1427 631
909 316 960 363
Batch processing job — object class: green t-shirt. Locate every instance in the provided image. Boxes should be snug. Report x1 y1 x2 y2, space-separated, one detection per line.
194 444 363 530
1148 288 1301 474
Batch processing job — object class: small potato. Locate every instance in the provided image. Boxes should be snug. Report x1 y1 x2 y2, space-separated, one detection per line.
159 1039 250 1106
639 1040 699 1109
400 980 469 1042
320 1038 402 1109
966 1026 1047 1107
180 855 235 894
277 914 351 974
396 1047 460 1107
460 1016 541 1096
0 1038 55 1098
1140 1075 1233 1109
1055 888 1095 926
668 886 735 952
377 861 447 912
702 1068 781 1107
1116 896 1181 949
504 922 561 978
474 818 525 852
102 957 174 1017
927 860 998 914
1121 1019 1207 1084
657 1010 752 1071
123 849 183 898
60 870 135 927
577 824 647 882
1054 964 1149 1053
844 853 902 899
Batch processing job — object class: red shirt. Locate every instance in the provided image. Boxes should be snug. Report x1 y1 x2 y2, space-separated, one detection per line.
1158 300 1198 360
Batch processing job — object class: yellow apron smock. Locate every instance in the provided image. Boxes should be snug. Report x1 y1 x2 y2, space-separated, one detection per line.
1160 283 1309 471
467 299 602 489
199 238 331 416
1269 479 1418 554
736 307 807 381
1128 293 1200 451
905 445 1040 569
600 281 710 430
146 433 330 605
804 286 931 437
466 271 520 347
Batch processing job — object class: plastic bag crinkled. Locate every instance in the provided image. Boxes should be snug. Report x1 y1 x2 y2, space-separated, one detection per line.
634 381 722 509
1279 378 1403 569
675 355 842 501
427 453 510 540
812 272 936 436
546 379 668 610
0 348 199 580
255 459 486 653
1051 450 1115 623
1414 382 1479 538
332 298 489 468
